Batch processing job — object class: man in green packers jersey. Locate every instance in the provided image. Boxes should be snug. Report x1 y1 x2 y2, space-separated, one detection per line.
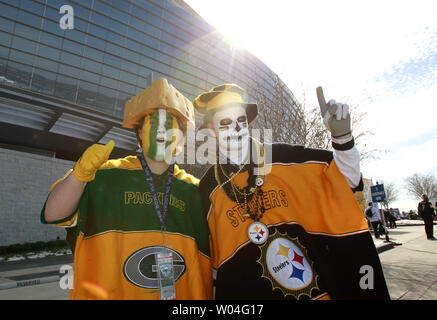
42 78 212 300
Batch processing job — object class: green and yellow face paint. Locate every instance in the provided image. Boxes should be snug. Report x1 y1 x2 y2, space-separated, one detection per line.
140 109 180 162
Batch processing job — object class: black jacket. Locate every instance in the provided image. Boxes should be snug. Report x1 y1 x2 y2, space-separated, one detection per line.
418 201 435 218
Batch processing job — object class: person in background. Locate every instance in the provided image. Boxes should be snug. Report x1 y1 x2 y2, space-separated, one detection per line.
365 202 382 239
388 208 397 228
418 195 436 240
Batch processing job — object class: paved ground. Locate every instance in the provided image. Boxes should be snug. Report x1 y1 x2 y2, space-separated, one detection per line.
0 222 435 300
377 225 437 300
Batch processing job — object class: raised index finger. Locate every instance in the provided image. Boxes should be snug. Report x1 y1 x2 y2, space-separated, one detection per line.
316 86 328 116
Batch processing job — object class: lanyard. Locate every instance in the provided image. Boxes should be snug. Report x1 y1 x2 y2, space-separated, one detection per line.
136 149 174 232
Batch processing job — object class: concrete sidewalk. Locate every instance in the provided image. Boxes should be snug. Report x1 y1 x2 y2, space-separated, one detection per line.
0 234 395 293
0 254 73 291
0 221 432 298
377 225 437 300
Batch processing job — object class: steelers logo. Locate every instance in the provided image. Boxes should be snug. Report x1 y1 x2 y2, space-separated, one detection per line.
257 230 319 299
247 221 269 244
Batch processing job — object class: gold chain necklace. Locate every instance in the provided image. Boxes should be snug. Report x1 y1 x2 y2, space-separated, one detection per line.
219 163 257 196
214 162 265 221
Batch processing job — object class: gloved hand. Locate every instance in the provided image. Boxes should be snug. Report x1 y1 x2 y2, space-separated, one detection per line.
73 140 115 182
317 87 351 139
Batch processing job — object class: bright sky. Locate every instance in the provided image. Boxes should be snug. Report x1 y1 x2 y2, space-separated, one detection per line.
185 0 437 212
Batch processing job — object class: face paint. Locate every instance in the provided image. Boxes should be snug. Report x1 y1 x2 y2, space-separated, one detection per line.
213 105 250 165
141 109 180 162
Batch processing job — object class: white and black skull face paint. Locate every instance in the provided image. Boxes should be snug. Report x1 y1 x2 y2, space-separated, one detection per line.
213 105 250 165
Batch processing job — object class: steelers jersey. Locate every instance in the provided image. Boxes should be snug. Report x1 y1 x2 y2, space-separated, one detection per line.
199 143 389 300
41 156 212 300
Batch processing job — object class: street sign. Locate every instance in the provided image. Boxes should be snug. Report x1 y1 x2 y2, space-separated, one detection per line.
371 184 386 203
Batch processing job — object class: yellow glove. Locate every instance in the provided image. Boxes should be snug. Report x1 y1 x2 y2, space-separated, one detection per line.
73 140 115 182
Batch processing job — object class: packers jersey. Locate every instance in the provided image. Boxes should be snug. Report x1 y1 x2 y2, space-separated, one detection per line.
41 156 212 300
199 143 389 300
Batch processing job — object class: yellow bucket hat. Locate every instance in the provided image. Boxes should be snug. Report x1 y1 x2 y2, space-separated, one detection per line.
193 84 258 123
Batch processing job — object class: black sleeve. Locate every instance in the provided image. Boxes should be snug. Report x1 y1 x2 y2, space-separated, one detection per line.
198 165 217 216
312 232 391 300
270 143 333 164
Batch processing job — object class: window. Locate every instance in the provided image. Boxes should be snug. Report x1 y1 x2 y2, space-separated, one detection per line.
119 71 137 86
110 8 129 24
43 6 61 23
80 69 100 84
19 0 43 15
11 37 37 54
0 31 11 47
39 32 62 48
31 68 56 95
83 46 104 62
6 61 33 88
42 19 65 37
129 17 145 32
74 17 89 33
96 85 116 112
92 0 111 16
74 0 92 8
127 27 142 42
99 75 118 90
115 92 131 117
0 17 14 33
81 58 102 74
111 0 131 14
90 12 110 29
58 64 80 78
140 55 155 69
142 34 160 50
88 23 108 40
64 29 86 44
103 53 121 68
123 47 140 64
17 9 42 28
105 42 123 57
85 35 106 50
101 64 119 79
60 51 81 67
14 23 40 41
107 18 126 36
35 56 58 72
38 44 60 60
0 46 9 60
62 39 83 55
73 5 90 20
120 59 138 74
138 1 162 17
0 3 18 20
143 23 161 38
9 49 35 66
119 81 135 95
77 80 99 108
106 31 125 46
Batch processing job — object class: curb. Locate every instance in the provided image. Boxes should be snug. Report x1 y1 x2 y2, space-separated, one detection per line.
376 241 402 254
0 274 60 291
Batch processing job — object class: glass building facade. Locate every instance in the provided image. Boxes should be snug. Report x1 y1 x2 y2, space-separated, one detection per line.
0 0 305 160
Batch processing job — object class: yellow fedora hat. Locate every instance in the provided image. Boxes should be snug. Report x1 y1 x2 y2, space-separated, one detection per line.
193 84 258 123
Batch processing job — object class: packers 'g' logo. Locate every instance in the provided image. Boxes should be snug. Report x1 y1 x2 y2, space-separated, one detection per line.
123 246 186 289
